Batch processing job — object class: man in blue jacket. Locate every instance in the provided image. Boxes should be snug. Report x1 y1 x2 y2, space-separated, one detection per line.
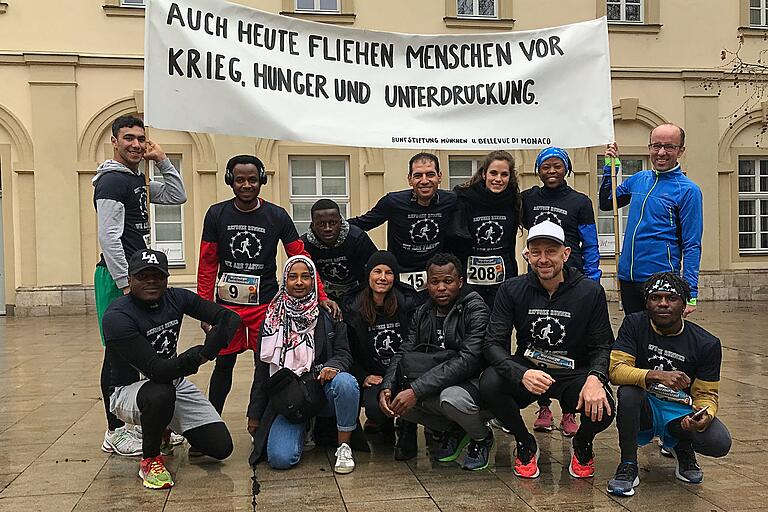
600 124 702 317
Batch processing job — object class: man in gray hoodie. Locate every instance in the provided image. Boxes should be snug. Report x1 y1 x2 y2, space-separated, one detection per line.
93 115 187 456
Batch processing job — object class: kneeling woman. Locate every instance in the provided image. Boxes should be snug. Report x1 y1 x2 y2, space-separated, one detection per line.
248 255 359 474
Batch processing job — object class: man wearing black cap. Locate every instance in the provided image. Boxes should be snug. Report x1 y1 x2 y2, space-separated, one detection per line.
480 221 614 480
607 272 730 497
102 249 241 490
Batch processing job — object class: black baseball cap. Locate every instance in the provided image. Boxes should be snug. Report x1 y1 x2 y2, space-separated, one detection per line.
128 249 169 276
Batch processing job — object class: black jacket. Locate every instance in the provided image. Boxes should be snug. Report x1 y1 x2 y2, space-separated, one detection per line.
381 286 489 399
483 267 613 385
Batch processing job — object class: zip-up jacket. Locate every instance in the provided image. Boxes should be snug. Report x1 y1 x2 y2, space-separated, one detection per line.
483 267 613 385
522 183 601 281
381 286 489 399
599 164 703 299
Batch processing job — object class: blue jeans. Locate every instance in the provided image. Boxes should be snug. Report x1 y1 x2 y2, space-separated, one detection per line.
266 371 359 470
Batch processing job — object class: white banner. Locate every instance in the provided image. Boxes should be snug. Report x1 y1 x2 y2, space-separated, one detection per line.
145 0 614 149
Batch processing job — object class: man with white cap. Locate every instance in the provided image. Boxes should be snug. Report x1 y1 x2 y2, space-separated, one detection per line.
480 221 615 480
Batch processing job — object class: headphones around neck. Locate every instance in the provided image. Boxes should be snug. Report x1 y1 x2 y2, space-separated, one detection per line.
224 156 267 186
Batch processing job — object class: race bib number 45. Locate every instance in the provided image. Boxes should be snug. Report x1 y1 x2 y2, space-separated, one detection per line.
217 273 260 305
400 271 427 292
467 256 505 286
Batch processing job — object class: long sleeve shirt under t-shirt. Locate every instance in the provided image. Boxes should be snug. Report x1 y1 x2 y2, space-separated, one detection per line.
349 190 457 273
102 288 241 391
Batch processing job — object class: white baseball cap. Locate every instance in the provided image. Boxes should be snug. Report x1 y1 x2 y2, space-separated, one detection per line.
527 221 565 246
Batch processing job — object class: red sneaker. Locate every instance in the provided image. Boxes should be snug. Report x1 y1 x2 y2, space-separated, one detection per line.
560 413 579 437
568 440 595 478
138 455 174 489
513 441 540 479
533 406 554 432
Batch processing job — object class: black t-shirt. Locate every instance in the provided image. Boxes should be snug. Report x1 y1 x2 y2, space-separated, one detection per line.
464 203 519 285
202 199 300 306
521 184 596 271
93 171 149 262
435 314 446 349
614 312 722 392
301 225 377 302
366 311 405 369
349 190 457 273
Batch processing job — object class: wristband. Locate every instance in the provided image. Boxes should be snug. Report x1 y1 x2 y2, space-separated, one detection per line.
603 156 622 168
687 298 697 306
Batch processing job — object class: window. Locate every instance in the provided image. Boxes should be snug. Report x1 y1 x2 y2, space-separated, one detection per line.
738 158 768 252
457 0 496 18
596 156 646 255
750 0 768 26
290 157 349 235
140 157 185 264
121 0 145 6
296 0 339 12
447 157 482 189
606 0 643 23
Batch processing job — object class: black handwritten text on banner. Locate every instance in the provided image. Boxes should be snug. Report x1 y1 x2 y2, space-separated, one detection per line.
145 0 614 149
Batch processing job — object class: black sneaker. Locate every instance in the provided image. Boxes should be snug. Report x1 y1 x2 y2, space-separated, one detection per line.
607 461 640 496
461 432 494 471
671 445 703 483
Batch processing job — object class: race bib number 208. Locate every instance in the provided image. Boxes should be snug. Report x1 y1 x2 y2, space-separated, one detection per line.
466 256 505 286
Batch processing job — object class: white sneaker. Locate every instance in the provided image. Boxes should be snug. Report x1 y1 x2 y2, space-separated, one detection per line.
102 426 142 457
334 443 355 474
170 432 185 446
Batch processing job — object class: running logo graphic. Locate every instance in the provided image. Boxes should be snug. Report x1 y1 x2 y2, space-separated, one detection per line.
531 316 566 348
229 231 262 260
534 211 563 226
322 262 349 281
152 329 177 357
475 220 504 246
373 329 401 361
409 219 439 243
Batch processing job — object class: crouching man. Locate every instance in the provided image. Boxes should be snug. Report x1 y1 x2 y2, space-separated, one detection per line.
103 249 241 490
607 272 731 497
378 253 493 470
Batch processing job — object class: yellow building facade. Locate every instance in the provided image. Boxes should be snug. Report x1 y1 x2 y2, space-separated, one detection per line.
1 0 767 315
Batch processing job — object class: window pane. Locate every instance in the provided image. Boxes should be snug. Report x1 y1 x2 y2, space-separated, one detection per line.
296 0 314 10
155 223 182 242
449 159 473 179
292 203 312 235
626 0 640 3
761 216 768 232
292 177 316 196
319 0 338 10
740 177 755 193
622 159 643 177
740 216 756 233
155 205 181 222
740 200 756 216
291 159 316 177
322 178 347 196
762 233 768 248
457 0 473 15
478 0 495 16
321 160 346 177
740 233 756 249
598 218 614 234
607 3 621 20
625 4 641 21
740 159 756 174
751 0 761 8
338 203 348 218
751 8 763 25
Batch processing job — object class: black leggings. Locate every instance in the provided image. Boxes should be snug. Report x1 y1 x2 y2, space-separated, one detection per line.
480 366 615 448
616 385 732 462
136 381 233 460
620 280 646 315
101 352 124 431
208 352 239 415
361 384 389 426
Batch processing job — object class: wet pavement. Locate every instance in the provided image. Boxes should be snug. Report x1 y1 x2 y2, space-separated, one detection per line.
1 301 767 511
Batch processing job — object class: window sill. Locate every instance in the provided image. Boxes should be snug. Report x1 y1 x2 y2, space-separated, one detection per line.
279 11 355 24
0 2 7 14
443 16 514 30
738 251 768 256
738 26 768 38
103 5 145 17
608 23 662 34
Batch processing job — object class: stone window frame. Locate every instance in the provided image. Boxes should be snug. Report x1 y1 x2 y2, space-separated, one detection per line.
596 0 661 34
443 0 514 29
280 0 356 25
103 0 145 18
739 0 768 38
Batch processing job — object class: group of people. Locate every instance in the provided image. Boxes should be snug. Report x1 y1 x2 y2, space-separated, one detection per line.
94 115 730 497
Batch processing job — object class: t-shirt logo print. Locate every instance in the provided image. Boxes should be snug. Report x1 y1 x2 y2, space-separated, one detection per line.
136 187 148 219
476 220 504 246
152 329 177 357
323 262 348 281
410 219 439 243
531 316 566 348
648 353 677 372
373 329 400 360
229 231 262 260
534 211 562 226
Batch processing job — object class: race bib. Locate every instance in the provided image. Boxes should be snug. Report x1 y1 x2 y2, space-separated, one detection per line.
524 347 575 370
648 383 693 405
217 273 260 305
466 255 505 286
400 271 427 292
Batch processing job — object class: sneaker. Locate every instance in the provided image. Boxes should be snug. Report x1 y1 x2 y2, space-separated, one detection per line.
489 418 511 434
560 413 579 437
461 432 494 471
660 445 673 458
139 455 174 489
513 440 540 479
334 443 355 474
170 432 185 446
607 461 640 496
434 430 471 462
568 439 595 478
533 406 554 432
160 430 174 456
102 426 143 457
671 445 703 483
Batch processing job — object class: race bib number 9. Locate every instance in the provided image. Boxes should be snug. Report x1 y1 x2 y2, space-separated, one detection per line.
217 273 260 305
400 271 427 292
467 256 505 286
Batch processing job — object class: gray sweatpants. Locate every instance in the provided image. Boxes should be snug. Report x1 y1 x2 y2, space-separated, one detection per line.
403 380 490 440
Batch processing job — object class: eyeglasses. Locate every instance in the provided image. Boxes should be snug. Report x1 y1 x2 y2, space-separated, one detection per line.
648 143 682 152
